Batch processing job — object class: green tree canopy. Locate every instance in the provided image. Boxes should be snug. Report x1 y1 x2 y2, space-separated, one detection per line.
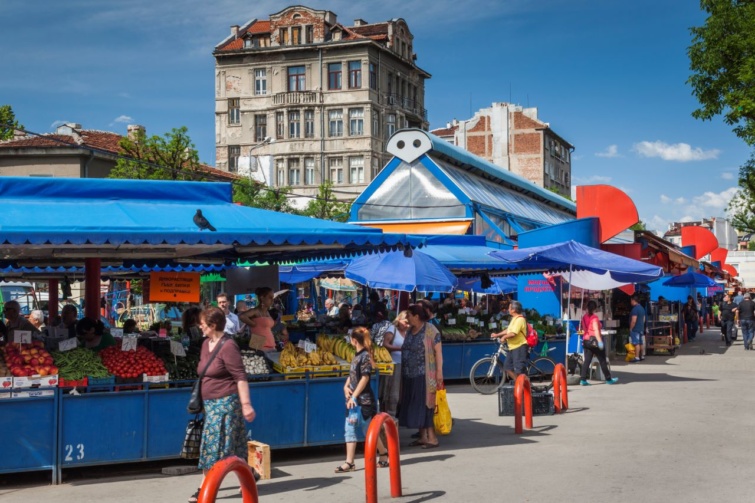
688 1 755 145
728 152 755 232
232 179 298 213
0 105 23 140
301 182 352 222
109 126 207 181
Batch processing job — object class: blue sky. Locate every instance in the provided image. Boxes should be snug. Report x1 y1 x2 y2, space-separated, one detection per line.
1 0 751 234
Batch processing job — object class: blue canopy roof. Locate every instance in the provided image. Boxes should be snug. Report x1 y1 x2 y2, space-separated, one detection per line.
489 240 664 283
414 234 514 272
0 177 421 267
279 262 349 284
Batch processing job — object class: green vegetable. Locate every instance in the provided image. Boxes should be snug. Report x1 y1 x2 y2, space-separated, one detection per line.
52 348 110 380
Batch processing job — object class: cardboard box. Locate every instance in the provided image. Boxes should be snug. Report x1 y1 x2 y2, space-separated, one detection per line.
247 440 271 480
0 377 13 390
12 389 55 399
13 375 59 389
142 373 170 383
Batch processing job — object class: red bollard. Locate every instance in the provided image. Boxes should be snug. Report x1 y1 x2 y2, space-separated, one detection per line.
364 412 402 503
513 374 533 434
197 456 258 503
552 363 568 413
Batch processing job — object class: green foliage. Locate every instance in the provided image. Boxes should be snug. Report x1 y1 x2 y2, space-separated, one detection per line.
301 182 352 222
109 126 207 181
688 1 755 145
629 221 646 231
0 105 23 140
747 240 755 251
547 185 573 201
728 152 755 232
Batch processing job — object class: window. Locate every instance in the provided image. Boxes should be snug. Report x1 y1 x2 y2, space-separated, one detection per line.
304 109 315 138
386 114 396 137
328 109 343 137
244 39 253 48
276 159 286 186
328 63 342 90
304 157 315 185
288 158 301 185
372 110 379 136
369 62 377 90
349 156 364 184
287 65 306 91
387 73 393 98
292 26 301 45
228 98 240 125
329 157 344 184
279 28 289 45
254 69 267 96
228 145 240 173
305 25 314 44
254 114 267 141
276 112 285 139
348 61 361 88
288 110 301 138
349 108 364 136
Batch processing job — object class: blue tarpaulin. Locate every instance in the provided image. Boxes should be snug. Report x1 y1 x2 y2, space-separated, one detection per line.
455 276 518 294
279 262 348 284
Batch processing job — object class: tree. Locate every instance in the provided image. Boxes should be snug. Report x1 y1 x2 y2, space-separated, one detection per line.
233 180 298 213
688 1 755 145
727 153 755 232
0 105 23 140
301 182 352 222
109 126 208 181
629 221 646 231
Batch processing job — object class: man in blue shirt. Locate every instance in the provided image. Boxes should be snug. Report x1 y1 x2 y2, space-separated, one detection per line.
629 294 646 362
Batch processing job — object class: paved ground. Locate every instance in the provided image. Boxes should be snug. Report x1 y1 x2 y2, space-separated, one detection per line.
1 326 753 503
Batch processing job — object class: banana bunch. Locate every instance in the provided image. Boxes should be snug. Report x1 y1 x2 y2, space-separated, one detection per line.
373 346 393 363
316 335 335 353
279 342 339 368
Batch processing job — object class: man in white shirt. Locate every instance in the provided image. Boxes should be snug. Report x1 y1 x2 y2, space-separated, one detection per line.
217 292 240 336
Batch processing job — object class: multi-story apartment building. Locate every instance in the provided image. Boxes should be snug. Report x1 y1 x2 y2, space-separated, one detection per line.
213 6 430 201
431 102 573 197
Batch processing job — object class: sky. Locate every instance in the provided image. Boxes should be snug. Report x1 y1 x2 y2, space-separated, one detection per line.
1 0 752 235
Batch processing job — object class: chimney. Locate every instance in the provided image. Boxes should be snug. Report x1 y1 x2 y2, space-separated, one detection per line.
231 25 239 38
127 124 146 141
13 129 26 140
354 19 368 26
55 123 82 136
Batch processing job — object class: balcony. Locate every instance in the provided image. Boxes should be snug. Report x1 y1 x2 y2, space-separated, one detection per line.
384 93 427 121
273 91 318 105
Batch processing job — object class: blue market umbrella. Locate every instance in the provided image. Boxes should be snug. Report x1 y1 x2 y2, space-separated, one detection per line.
662 271 717 288
456 276 518 294
345 250 458 292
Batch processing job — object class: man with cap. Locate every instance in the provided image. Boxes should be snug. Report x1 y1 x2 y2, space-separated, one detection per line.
737 292 755 350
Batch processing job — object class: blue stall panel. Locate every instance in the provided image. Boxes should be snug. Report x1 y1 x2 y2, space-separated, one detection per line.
441 343 465 379
305 376 379 446
461 341 498 376
146 388 192 459
0 393 57 477
248 380 307 448
60 392 146 466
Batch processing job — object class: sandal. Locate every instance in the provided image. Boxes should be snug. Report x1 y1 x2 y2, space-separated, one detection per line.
409 439 425 447
378 451 389 468
421 442 440 449
334 461 355 473
188 488 201 503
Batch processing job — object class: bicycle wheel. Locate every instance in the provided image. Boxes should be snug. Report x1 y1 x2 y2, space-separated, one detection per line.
528 357 556 389
469 357 506 394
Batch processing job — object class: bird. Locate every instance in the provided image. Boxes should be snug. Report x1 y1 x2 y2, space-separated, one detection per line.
193 209 216 231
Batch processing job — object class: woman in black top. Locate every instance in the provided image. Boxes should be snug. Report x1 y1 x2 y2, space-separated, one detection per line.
719 294 737 347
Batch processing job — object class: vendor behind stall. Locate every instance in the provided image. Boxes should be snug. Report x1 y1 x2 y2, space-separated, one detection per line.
76 317 116 352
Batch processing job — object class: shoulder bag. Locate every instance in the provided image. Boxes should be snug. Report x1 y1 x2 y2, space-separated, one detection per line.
187 337 227 414
580 316 600 351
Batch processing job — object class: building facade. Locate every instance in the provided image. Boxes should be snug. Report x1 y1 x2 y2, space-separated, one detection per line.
431 102 573 197
213 5 430 201
663 217 739 251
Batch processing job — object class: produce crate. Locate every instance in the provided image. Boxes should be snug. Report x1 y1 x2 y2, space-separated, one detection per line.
13 375 59 389
247 441 271 480
114 376 144 391
58 377 88 388
0 377 13 390
498 384 554 416
142 373 170 383
268 352 343 379
12 389 55 399
375 362 394 376
87 375 115 391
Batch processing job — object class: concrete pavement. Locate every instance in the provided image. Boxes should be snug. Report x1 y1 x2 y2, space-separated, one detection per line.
1 326 754 502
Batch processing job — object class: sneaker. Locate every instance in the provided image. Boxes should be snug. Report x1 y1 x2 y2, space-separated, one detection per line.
606 377 619 385
579 380 590 386
631 358 641 363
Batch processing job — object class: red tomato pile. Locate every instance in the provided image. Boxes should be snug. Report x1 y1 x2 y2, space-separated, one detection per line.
2 342 58 377
100 344 166 378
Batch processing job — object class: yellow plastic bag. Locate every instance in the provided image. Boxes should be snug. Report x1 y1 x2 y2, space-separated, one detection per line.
625 342 636 362
434 389 452 435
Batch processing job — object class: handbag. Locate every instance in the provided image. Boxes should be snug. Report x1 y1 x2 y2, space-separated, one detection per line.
433 386 452 435
180 415 203 459
187 337 227 414
583 336 600 350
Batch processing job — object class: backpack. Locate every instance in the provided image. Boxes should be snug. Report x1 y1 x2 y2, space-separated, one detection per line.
526 323 539 347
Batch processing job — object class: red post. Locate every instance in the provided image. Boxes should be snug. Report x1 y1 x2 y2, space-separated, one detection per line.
197 456 258 503
364 412 402 503
552 363 569 413
513 374 533 434
48 279 59 322
84 258 101 320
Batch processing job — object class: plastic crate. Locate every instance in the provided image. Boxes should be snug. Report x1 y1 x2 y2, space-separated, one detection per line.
498 384 554 416
59 377 88 388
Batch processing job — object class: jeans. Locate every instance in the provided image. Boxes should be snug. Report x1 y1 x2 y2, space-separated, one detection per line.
685 320 699 340
741 319 754 348
722 319 735 345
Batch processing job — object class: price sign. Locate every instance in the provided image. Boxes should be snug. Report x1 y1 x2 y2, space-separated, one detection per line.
110 328 123 338
121 335 138 352
58 337 78 352
447 318 456 326
482 310 488 315
170 340 186 357
158 329 168 338
298 339 317 353
488 322 497 329
13 330 32 344
468 317 477 324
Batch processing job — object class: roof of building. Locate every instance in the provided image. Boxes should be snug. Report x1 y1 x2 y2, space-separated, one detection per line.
430 125 458 137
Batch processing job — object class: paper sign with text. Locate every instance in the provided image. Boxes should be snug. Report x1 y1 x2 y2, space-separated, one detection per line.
298 339 317 353
170 340 186 357
110 328 123 338
447 319 456 326
58 338 78 352
488 322 497 329
13 330 32 344
121 335 138 352
149 272 201 303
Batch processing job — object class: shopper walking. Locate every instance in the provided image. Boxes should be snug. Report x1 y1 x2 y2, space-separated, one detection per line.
379 310 406 420
579 300 619 385
719 294 738 347
737 292 755 350
189 307 255 503
629 294 646 361
683 296 699 342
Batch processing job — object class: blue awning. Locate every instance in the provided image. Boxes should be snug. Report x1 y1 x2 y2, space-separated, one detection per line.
413 234 513 272
279 262 349 284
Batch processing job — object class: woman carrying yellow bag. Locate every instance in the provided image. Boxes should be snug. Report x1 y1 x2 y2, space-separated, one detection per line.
434 384 452 435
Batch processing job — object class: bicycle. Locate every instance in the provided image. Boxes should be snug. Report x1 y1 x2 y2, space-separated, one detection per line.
469 342 557 394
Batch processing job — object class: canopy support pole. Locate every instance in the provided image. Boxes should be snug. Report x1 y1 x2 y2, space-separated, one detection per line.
565 265 573 367
48 279 59 323
85 258 101 320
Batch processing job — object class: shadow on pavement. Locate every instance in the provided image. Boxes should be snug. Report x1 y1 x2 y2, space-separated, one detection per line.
400 453 454 466
399 490 447 502
433 416 555 449
255 475 351 497
609 371 714 383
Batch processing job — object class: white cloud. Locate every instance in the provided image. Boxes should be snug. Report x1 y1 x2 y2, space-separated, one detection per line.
679 215 696 222
573 175 612 185
660 194 671 204
721 172 734 180
111 115 134 125
675 197 686 205
646 215 670 233
633 141 720 162
691 187 738 209
595 145 619 158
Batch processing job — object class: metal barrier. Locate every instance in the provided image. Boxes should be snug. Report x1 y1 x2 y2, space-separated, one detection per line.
552 363 569 413
513 374 533 434
364 412 402 503
197 456 258 503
